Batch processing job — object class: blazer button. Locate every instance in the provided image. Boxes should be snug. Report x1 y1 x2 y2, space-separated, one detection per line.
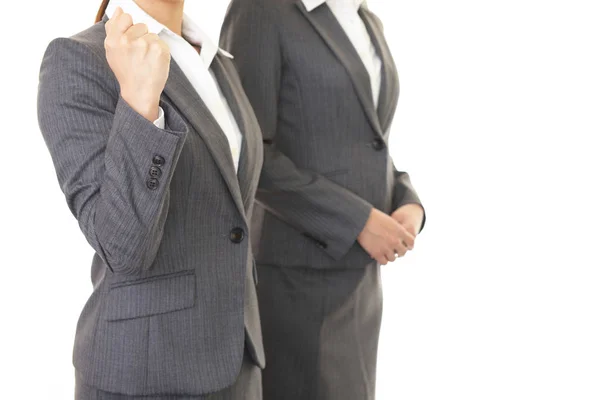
149 166 162 178
152 155 166 166
146 178 159 190
372 138 385 151
229 228 245 243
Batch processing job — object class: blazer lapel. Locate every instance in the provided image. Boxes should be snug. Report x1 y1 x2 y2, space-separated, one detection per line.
359 8 400 134
161 60 246 217
296 1 383 137
209 55 260 211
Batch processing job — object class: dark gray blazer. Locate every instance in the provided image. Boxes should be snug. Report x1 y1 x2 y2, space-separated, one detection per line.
221 0 424 269
38 20 265 396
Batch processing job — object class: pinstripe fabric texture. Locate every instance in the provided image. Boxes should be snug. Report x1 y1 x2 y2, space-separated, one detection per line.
74 349 262 399
221 0 424 270
38 20 264 397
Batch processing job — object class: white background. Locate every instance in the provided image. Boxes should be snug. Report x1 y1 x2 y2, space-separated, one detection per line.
1 0 599 399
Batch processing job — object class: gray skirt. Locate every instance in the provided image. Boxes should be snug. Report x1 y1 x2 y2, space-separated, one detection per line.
257 262 383 400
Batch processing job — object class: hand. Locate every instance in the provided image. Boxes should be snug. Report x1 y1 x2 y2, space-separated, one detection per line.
104 7 170 121
391 204 424 238
357 208 415 265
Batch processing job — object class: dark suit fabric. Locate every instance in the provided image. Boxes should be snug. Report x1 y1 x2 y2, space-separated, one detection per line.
221 0 425 399
256 263 382 400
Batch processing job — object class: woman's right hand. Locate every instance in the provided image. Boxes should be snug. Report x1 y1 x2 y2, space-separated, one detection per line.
104 7 170 121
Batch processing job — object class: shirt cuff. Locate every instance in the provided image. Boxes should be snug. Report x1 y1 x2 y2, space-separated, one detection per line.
153 107 165 129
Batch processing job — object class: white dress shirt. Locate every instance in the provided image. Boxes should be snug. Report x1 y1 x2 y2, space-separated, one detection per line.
106 0 243 172
302 0 382 108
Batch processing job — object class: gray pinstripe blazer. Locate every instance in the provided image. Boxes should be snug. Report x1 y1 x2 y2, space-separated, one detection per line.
37 20 264 396
221 0 424 269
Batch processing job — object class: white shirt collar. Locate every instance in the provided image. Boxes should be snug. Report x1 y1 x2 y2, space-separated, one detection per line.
106 0 232 67
302 0 365 13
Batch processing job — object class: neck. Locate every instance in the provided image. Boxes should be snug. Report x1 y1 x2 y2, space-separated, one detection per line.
134 0 185 36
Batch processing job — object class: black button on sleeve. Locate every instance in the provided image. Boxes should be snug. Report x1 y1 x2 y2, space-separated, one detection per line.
229 228 245 243
152 155 166 166
146 178 159 190
149 166 162 178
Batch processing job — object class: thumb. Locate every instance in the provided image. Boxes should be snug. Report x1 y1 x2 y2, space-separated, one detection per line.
111 6 123 18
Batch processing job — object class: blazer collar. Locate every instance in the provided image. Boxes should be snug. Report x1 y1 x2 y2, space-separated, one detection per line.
210 57 262 211
359 9 400 134
302 0 365 13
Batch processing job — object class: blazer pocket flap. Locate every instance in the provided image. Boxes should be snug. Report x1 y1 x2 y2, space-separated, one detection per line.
106 270 196 321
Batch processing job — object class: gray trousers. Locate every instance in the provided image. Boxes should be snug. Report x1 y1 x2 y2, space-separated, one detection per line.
75 349 261 400
257 262 383 400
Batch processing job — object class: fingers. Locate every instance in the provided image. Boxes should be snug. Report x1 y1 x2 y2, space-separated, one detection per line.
114 12 134 36
359 209 418 266
383 240 408 264
124 23 149 42
375 254 389 266
112 6 123 18
372 244 405 266
394 240 409 258
376 229 412 265
105 5 123 28
105 7 133 38
144 33 161 43
144 33 168 53
106 20 161 57
395 223 415 250
144 34 171 65
405 223 418 238
384 248 396 264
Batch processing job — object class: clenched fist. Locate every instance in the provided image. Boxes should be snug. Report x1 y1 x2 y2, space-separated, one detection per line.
104 7 170 121
357 208 415 265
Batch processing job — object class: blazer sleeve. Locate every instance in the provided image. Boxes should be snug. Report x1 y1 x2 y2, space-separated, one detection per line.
221 0 374 261
392 162 426 232
37 38 189 275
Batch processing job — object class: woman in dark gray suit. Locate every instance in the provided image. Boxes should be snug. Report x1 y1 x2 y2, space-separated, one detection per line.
221 0 426 398
38 0 265 398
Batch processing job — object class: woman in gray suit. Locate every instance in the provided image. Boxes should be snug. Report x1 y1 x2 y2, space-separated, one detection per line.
38 0 265 398
221 0 426 399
